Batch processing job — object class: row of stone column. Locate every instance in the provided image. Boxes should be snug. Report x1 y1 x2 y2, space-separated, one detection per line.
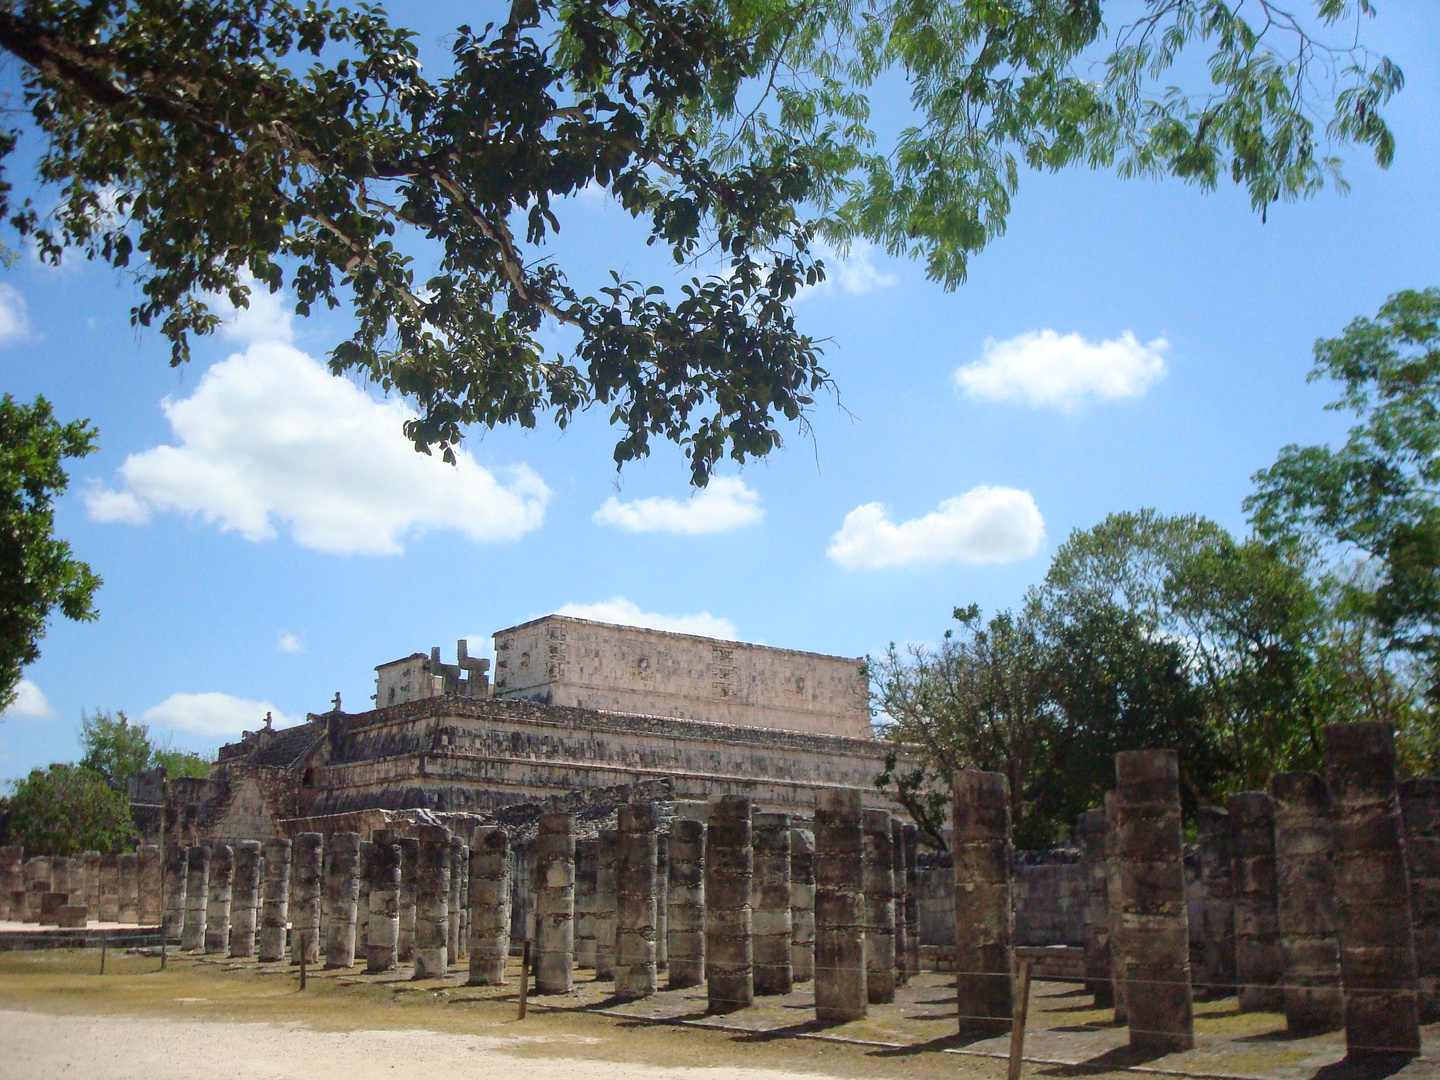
0 845 162 927
1079 724 1431 1062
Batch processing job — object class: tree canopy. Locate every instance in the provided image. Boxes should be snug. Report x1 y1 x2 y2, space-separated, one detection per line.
0 0 1401 483
0 394 100 713
80 710 213 790
1 762 136 855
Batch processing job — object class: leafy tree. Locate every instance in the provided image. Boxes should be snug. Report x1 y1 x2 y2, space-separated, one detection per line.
80 709 214 789
0 1 1400 484
1 763 136 855
873 605 1056 847
0 394 100 713
151 745 213 781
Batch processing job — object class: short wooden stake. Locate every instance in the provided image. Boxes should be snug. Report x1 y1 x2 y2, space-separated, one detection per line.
99 938 107 975
1007 959 1033 1080
518 940 531 1019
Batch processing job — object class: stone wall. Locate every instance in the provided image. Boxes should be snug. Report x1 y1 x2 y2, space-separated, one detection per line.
492 616 869 738
915 849 1086 949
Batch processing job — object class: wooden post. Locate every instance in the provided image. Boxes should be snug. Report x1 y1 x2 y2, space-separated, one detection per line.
160 937 168 971
1007 959 1033 1080
518 940 531 1019
99 937 107 975
299 933 307 990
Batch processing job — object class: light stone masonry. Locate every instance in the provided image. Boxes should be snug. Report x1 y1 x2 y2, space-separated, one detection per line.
290 833 323 965
790 827 815 984
258 838 291 962
182 845 208 951
864 809 896 1005
534 812 576 994
118 852 140 924
468 826 511 986
367 830 402 973
751 811 792 996
705 795 754 1013
575 838 598 969
595 829 618 980
204 844 233 954
953 770 1012 1034
615 803 659 999
814 788 866 1023
413 824 451 979
667 817 705 990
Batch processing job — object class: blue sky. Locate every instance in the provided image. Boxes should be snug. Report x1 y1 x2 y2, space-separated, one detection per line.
2 4 1438 778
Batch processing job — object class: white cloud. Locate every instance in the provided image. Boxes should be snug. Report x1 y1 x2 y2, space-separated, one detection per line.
3 679 54 720
143 692 293 739
800 241 897 299
277 633 304 655
827 486 1045 569
556 597 737 640
593 476 763 535
0 284 33 346
954 329 1167 410
84 340 550 554
211 275 295 344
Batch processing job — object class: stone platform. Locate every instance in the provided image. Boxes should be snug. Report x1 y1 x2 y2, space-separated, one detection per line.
0 919 164 952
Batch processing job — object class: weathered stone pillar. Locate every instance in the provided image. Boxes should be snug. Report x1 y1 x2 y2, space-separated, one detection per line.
97 855 119 923
181 845 208 950
82 851 101 916
290 832 323 965
204 844 233 954
752 812 792 996
468 826 511 986
1325 722 1421 1060
49 857 73 919
117 851 140 923
413 824 451 978
667 817 705 990
227 841 262 958
595 829 618 980
0 845 20 921
258 838 291 962
397 836 418 963
534 812 576 994
356 840 374 958
891 818 909 986
864 809 897 1005
656 833 669 972
953 770 1012 1033
616 803 658 999
24 857 52 922
903 824 920 980
1079 808 1113 1007
706 795 754 1013
1104 791 1128 1022
322 832 361 968
1195 806 1235 999
448 836 468 967
575 838 598 969
1271 771 1343 1034
1229 792 1283 1011
1399 777 1440 1020
815 789 867 1023
1115 750 1194 1052
138 845 162 926
365 830 401 973
790 826 815 983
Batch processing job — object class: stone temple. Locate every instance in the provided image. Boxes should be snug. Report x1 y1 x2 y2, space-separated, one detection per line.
156 616 887 843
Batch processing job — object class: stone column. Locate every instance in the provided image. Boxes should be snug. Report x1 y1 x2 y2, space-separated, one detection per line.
24 857 52 922
891 818 909 986
1325 722 1421 1060
82 851 101 917
117 852 140 923
1399 777 1440 1021
228 841 262 958
468 826 511 986
258 838 291 962
616 803 658 999
535 812 576 994
365 830 401 973
667 817 706 990
705 795 754 1013
1115 750 1194 1053
1229 791 1283 1011
448 836 468 967
181 845 208 950
138 845 162 926
50 856 73 915
1104 791 1128 1022
575 838 598 969
413 824 451 978
656 833 669 972
864 809 897 1005
205 844 233 954
1196 806 1235 1000
322 832 361 968
290 832 323 965
0 845 20 921
1271 771 1343 1034
97 855 119 922
752 812 792 996
903 824 920 980
1078 808 1113 1007
397 836 419 963
595 829 618 980
954 771 1012 1033
814 788 867 1023
790 826 816 983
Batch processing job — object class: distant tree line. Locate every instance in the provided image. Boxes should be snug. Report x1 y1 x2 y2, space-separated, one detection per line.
0 711 211 855
877 289 1440 851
